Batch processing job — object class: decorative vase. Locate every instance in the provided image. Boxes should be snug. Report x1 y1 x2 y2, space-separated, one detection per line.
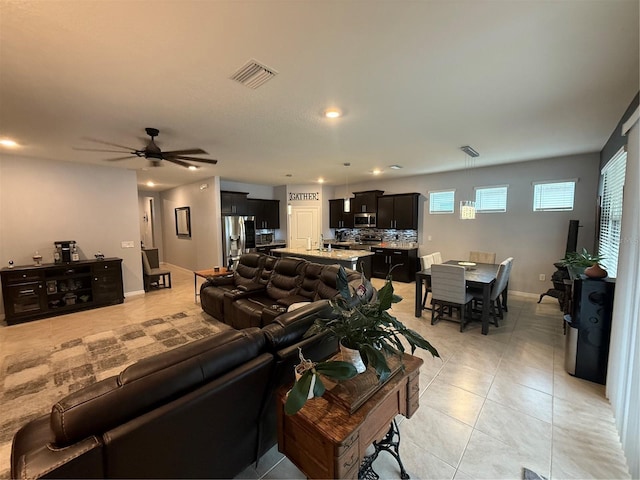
339 342 366 374
585 263 607 278
294 366 316 400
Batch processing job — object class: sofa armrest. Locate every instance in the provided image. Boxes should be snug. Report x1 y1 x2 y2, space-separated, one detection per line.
12 436 104 479
238 282 266 293
276 295 309 308
261 300 335 351
205 275 234 287
224 287 264 301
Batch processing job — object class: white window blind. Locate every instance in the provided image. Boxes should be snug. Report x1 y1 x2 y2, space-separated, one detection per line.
533 180 576 211
429 190 455 214
475 185 508 213
598 148 626 278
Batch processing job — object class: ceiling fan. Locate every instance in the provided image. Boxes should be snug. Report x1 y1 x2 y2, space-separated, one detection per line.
74 128 218 169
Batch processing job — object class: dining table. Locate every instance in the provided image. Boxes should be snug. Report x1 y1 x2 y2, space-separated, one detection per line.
415 260 500 335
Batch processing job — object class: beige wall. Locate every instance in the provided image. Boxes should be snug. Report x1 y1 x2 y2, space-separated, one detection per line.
0 154 144 317
328 153 601 295
159 177 222 271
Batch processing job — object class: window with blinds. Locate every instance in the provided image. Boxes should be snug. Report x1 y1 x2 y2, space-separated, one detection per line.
598 148 627 278
533 180 576 211
429 190 455 214
474 185 508 213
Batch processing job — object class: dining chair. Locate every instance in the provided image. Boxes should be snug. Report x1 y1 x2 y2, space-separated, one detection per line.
142 250 172 292
420 254 435 310
430 264 474 332
470 257 513 326
469 251 496 264
431 251 443 265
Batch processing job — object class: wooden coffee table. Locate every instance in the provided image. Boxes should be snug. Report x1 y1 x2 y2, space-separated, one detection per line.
193 267 230 303
277 353 423 479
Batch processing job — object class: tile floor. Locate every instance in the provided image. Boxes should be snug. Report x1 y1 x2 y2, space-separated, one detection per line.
0 266 630 479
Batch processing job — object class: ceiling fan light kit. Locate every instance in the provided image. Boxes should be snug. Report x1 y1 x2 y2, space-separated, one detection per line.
75 128 218 169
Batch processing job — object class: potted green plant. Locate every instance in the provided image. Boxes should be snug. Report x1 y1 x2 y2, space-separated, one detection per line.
560 248 607 278
308 265 439 381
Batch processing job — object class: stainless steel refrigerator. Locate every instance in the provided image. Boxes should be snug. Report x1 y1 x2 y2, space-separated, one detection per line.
222 216 256 269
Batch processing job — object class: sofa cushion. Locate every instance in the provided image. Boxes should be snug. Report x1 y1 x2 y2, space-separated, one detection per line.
265 257 306 300
50 329 266 446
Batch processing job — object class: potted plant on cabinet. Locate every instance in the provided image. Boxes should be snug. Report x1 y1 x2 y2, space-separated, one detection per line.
560 248 608 278
285 265 440 415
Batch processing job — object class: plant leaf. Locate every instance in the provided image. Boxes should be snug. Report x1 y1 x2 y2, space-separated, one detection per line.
312 375 326 397
315 360 358 380
360 344 391 382
284 370 314 415
336 266 352 302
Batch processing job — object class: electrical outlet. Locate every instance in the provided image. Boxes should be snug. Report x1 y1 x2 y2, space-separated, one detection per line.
121 241 135 248
539 273 546 281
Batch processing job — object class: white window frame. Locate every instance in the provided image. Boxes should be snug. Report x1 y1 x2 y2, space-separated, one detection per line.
532 179 576 212
598 148 626 278
474 185 508 213
428 189 455 214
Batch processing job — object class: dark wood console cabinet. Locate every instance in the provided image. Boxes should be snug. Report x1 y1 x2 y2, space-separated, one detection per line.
1 258 124 325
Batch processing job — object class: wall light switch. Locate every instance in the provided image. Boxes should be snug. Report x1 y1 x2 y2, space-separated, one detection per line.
121 241 135 248
539 274 546 281
427 235 432 241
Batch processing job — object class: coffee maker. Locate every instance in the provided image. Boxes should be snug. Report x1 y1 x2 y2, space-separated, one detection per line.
54 240 76 263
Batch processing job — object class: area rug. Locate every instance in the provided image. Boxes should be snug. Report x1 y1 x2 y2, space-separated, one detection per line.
0 311 224 477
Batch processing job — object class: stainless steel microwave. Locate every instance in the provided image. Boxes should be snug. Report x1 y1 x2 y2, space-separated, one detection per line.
354 213 376 228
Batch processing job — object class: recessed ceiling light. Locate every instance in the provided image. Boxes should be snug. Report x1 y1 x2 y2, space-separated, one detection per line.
389 164 402 170
318 178 325 183
146 181 155 187
324 108 342 119
0 139 19 148
372 169 382 175
188 165 198 171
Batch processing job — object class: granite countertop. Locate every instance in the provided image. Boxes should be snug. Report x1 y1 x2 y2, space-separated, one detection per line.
271 247 375 260
256 241 287 247
323 240 418 251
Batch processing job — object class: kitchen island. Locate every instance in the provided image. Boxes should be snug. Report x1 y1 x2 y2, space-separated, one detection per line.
270 247 374 278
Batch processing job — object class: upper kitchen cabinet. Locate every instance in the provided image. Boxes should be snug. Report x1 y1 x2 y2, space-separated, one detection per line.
329 199 353 229
221 191 249 215
247 198 280 229
352 190 384 214
376 193 419 230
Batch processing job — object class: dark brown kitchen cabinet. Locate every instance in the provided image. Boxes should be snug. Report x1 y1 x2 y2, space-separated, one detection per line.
247 198 280 229
352 190 384 214
370 247 418 283
1 258 124 325
329 199 353 229
376 193 419 230
221 191 249 215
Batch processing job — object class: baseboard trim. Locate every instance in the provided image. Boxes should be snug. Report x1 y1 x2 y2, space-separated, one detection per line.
125 289 146 298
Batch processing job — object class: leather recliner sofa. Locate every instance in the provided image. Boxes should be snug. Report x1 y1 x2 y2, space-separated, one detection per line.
200 254 362 329
11 300 340 479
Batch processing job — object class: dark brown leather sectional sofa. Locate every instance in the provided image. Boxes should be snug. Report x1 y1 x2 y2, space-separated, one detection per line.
200 253 362 329
11 254 361 479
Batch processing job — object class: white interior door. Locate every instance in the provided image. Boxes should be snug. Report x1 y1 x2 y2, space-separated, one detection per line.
289 206 319 250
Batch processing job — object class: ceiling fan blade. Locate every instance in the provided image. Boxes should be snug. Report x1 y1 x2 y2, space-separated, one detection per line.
164 157 193 168
171 156 218 164
162 148 208 156
105 156 137 162
73 147 132 153
81 137 137 151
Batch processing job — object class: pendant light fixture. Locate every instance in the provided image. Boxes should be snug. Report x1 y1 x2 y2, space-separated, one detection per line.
343 162 351 213
460 146 479 220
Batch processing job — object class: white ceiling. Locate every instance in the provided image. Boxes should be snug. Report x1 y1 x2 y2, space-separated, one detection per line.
1 1 638 191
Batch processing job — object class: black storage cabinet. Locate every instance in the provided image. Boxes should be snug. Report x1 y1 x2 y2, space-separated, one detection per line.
564 276 615 385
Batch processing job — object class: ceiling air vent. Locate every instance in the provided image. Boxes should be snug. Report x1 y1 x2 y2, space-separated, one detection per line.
230 59 278 89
